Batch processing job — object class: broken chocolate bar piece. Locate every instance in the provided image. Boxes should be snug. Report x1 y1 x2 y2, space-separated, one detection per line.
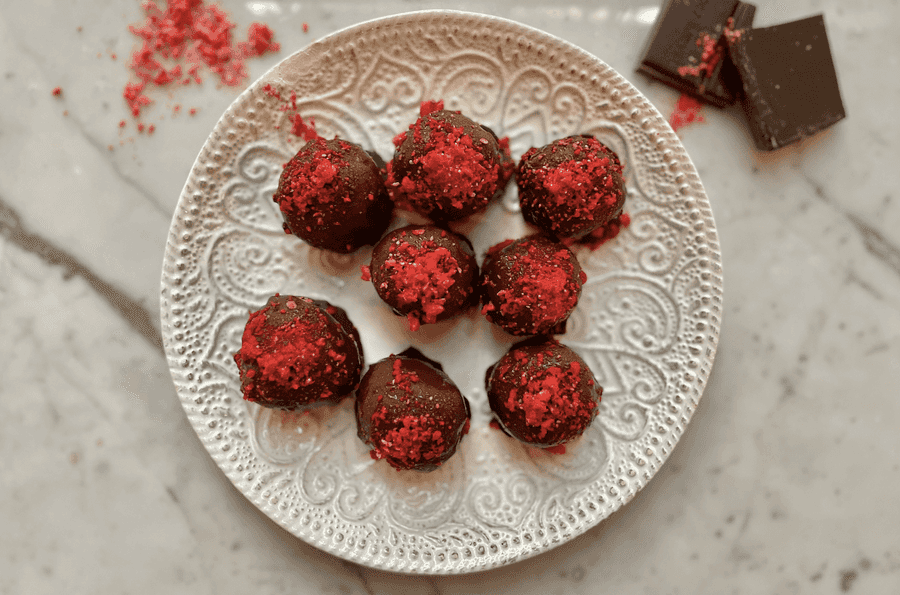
728 14 846 151
638 0 756 107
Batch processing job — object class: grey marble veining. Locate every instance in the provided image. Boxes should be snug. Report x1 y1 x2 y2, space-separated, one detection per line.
1 0 899 593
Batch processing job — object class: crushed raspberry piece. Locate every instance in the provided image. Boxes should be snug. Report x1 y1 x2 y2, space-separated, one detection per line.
677 34 723 81
383 241 459 326
52 87 62 97
290 113 318 142
122 0 280 124
669 93 705 132
419 99 444 116
370 411 447 469
239 22 280 58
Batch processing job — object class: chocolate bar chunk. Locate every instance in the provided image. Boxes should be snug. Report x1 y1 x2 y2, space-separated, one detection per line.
728 14 846 150
638 0 756 107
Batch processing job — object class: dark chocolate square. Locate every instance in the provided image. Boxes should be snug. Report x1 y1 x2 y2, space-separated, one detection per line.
728 14 846 150
638 0 756 107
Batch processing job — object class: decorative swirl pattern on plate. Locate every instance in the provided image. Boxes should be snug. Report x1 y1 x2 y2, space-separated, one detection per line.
432 53 504 117
160 11 723 575
468 473 538 532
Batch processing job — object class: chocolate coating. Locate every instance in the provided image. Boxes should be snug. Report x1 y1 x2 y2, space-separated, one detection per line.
481 235 585 336
387 109 513 222
273 138 393 253
486 338 601 448
234 295 363 410
368 225 479 330
355 349 470 472
517 135 626 239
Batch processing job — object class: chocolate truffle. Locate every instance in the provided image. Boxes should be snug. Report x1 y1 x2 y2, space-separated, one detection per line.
362 225 479 331
517 135 626 239
481 235 586 336
355 349 470 472
273 137 393 253
387 104 513 222
486 338 601 449
233 294 363 410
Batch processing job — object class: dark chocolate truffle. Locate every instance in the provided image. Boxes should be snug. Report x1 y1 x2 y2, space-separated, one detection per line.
273 138 393 253
486 338 601 449
233 294 363 410
517 135 626 239
387 105 513 222
363 225 479 331
481 235 586 336
355 349 470 472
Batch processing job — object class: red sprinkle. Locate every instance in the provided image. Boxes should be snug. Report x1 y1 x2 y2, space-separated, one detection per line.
290 113 318 142
239 22 280 58
122 0 280 124
382 239 459 328
677 33 723 81
669 93 705 132
419 99 444 116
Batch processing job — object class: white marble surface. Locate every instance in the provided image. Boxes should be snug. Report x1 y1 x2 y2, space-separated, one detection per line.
1 0 898 593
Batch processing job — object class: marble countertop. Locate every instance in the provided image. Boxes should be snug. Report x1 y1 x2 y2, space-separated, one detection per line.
2 0 898 593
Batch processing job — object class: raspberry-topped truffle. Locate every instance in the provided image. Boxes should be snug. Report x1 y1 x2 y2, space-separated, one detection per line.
356 349 471 472
387 102 513 222
273 137 393 253
362 225 479 331
517 135 626 239
481 235 586 336
233 294 363 410
486 338 601 449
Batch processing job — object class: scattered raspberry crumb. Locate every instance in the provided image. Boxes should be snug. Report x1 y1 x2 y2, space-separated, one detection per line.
189 108 197 115
239 23 280 57
302 22 309 33
111 53 117 61
121 0 281 129
52 87 62 97
108 145 114 151
148 124 155 134
137 123 145 133
669 93 705 132
118 120 126 128
290 112 318 142
62 110 69 116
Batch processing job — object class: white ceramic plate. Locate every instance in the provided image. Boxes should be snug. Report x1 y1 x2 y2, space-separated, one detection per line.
160 10 723 574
